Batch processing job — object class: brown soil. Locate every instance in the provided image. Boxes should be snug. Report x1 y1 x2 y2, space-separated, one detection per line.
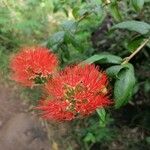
0 81 51 150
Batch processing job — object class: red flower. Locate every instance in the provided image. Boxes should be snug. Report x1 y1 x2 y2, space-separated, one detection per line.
37 100 75 121
37 64 111 121
10 47 58 87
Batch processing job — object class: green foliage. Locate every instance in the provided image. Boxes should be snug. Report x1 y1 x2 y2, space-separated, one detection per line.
126 35 146 52
106 63 136 108
131 0 145 11
46 0 106 66
83 53 123 64
108 0 122 21
106 65 126 78
111 20 150 35
0 48 10 77
47 31 65 50
0 0 60 48
114 63 136 108
96 108 107 127
80 113 115 149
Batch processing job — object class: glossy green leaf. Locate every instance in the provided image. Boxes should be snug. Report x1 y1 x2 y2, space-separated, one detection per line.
114 63 136 109
111 21 150 34
106 65 126 78
131 0 144 11
83 53 123 64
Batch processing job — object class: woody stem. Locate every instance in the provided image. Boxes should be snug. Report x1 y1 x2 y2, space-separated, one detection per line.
121 38 149 65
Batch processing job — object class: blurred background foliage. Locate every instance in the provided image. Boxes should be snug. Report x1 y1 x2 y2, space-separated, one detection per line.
0 0 150 150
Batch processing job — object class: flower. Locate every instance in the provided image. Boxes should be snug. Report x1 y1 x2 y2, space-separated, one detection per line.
37 100 75 121
37 64 111 121
10 47 58 87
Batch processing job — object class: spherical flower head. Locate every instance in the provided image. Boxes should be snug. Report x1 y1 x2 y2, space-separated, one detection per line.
10 47 58 87
37 64 111 121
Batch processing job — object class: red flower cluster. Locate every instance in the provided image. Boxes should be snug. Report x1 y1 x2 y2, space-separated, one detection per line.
37 64 111 121
10 47 58 87
10 47 111 121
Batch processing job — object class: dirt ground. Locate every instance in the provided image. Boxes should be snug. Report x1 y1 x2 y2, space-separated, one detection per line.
0 80 52 150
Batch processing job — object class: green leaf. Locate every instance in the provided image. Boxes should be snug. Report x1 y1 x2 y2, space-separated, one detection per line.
82 53 123 64
131 0 145 11
111 21 150 34
126 36 145 52
64 32 84 52
61 20 77 33
97 108 106 122
114 63 136 109
91 0 102 15
72 7 80 19
84 133 96 143
106 65 126 78
47 31 65 50
96 108 107 127
108 1 122 21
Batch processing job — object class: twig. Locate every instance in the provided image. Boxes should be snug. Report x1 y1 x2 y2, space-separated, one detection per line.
121 38 149 65
77 13 91 23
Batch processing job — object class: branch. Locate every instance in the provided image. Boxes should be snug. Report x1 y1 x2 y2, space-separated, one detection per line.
77 13 91 23
121 38 149 65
